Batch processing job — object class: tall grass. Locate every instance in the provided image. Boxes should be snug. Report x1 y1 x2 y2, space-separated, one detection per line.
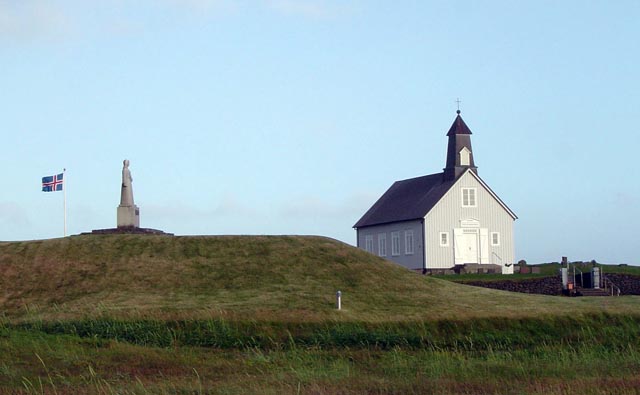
11 313 640 352
3 325 640 394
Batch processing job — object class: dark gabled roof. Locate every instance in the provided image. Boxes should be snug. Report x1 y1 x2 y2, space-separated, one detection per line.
353 172 456 228
353 169 518 229
446 114 472 136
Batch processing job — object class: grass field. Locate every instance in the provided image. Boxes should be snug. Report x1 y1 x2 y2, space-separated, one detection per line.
1 235 640 394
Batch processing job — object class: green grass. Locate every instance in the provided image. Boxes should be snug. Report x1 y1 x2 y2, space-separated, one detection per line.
2 234 640 322
2 320 640 394
2 235 640 393
6 313 639 351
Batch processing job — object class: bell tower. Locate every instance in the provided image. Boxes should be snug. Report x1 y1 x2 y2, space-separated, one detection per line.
443 110 478 181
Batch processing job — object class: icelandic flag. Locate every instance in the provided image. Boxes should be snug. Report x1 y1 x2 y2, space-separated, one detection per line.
42 173 64 192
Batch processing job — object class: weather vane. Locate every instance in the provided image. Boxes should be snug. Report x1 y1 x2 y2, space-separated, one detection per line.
455 98 461 114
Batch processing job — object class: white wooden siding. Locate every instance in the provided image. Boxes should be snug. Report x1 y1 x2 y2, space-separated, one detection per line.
424 171 515 272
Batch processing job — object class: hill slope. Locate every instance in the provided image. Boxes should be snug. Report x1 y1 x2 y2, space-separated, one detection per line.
1 234 638 322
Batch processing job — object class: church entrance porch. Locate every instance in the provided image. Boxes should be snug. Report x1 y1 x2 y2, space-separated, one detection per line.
454 227 489 265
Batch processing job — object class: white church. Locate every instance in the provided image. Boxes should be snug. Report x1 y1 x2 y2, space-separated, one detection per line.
354 111 517 274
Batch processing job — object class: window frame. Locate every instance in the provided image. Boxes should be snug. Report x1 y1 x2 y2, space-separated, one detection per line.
459 147 471 166
491 232 500 246
439 232 449 247
378 233 387 257
391 231 400 256
365 235 374 253
461 188 477 207
405 230 414 255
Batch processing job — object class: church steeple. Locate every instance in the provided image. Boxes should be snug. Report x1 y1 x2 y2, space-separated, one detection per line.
443 110 477 181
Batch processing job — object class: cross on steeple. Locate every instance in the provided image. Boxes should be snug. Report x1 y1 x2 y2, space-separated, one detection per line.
455 98 461 114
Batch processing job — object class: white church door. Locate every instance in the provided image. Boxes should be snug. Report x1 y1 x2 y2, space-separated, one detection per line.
461 229 479 263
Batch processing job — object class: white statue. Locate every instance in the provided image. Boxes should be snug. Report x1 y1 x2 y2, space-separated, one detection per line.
120 159 134 206
117 159 140 228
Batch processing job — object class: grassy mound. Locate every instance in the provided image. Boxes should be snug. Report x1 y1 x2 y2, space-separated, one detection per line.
2 235 640 394
1 234 639 322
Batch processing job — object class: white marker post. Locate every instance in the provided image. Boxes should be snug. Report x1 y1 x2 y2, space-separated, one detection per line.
336 290 342 310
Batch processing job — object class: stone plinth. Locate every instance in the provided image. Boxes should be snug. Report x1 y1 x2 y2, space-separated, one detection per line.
117 205 140 228
87 227 173 236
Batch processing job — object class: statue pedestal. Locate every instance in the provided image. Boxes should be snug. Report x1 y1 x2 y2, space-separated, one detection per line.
117 205 140 228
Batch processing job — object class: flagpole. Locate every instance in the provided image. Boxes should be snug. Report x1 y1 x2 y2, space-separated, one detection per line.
63 168 67 237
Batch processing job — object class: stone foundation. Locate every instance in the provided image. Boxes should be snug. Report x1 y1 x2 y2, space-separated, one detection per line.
85 227 173 236
419 263 504 275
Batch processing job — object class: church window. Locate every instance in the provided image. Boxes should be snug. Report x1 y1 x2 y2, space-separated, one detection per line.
365 235 374 253
439 232 449 247
391 232 400 256
405 230 414 255
462 188 477 207
491 232 500 246
459 147 471 166
378 234 387 256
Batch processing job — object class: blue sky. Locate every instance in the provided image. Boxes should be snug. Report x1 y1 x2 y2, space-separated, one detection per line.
1 1 639 264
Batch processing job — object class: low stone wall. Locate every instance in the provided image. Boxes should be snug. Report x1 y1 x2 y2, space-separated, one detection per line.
461 275 563 296
602 274 640 295
460 274 640 296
